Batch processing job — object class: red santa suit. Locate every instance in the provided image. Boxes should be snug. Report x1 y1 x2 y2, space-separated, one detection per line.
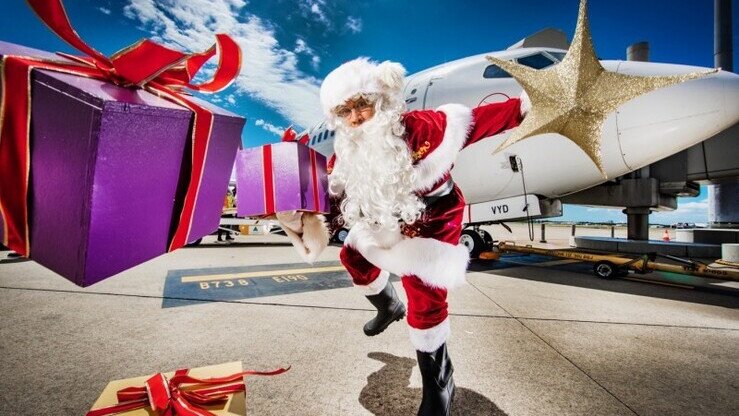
328 98 522 351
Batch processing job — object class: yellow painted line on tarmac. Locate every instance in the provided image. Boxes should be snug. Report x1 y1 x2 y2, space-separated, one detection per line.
181 265 347 283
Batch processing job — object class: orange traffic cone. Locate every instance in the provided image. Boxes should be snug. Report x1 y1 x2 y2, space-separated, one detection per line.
662 229 671 242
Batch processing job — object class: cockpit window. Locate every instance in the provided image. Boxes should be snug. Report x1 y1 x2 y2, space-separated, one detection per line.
548 51 566 62
483 64 512 79
517 53 555 69
483 52 558 79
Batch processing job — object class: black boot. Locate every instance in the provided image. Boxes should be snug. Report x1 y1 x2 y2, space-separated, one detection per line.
417 343 455 416
363 282 406 336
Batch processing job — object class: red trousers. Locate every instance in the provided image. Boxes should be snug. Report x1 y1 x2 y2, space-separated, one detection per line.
339 185 466 331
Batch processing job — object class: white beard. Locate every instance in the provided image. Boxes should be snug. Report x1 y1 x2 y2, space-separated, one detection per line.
329 110 425 232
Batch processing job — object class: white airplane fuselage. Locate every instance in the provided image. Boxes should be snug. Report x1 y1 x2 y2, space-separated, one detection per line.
304 47 739 224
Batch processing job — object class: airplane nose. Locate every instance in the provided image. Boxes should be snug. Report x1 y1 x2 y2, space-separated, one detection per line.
611 61 737 170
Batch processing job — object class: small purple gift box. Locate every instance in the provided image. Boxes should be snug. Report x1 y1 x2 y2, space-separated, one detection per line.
236 142 329 217
0 41 245 287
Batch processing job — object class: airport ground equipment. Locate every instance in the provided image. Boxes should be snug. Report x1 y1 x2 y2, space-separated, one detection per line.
495 242 739 282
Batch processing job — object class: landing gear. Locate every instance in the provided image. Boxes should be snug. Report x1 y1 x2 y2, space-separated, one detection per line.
459 227 493 259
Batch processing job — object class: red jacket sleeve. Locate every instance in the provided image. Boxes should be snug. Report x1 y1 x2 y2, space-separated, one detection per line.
402 109 447 163
466 98 522 148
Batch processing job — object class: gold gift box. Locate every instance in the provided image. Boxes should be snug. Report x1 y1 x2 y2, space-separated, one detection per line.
88 361 246 415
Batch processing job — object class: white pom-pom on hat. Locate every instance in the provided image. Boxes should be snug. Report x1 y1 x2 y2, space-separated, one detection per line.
376 61 406 94
320 57 407 118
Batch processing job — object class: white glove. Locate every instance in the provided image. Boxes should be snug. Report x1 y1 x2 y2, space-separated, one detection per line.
275 210 304 234
519 89 531 118
276 211 329 264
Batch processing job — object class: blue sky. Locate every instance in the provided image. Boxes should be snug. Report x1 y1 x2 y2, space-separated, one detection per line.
2 0 734 223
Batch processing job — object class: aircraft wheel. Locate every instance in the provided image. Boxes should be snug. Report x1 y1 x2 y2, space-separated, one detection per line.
480 230 494 247
460 229 485 258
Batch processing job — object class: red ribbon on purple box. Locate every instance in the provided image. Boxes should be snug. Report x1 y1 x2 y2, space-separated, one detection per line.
255 143 323 216
0 0 241 256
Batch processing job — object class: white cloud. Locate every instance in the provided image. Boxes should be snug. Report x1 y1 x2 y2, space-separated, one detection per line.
309 1 329 24
98 7 112 15
123 0 324 129
346 16 362 33
294 38 309 54
294 37 321 70
576 200 708 225
586 207 620 212
226 94 237 105
255 119 286 136
651 201 708 224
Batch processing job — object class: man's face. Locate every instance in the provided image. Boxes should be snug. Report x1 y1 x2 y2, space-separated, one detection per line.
334 96 376 128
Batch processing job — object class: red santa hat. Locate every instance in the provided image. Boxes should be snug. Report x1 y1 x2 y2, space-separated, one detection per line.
320 57 406 118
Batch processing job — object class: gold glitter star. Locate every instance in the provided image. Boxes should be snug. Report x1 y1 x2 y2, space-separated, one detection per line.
486 0 716 178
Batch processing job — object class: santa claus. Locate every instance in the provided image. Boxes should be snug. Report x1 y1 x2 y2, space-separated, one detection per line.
277 57 525 416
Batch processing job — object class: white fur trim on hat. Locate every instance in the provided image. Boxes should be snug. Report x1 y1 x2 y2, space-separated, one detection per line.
412 103 473 193
345 224 469 290
354 270 391 296
408 318 451 352
320 57 407 118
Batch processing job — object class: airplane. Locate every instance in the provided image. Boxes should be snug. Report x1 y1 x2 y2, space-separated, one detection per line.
297 29 739 256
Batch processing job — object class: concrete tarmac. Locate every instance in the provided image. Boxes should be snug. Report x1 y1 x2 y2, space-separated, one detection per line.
0 232 737 416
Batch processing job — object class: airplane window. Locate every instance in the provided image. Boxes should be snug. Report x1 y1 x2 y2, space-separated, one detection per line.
517 53 555 69
311 136 316 145
411 88 417 94
483 64 512 79
330 131 335 137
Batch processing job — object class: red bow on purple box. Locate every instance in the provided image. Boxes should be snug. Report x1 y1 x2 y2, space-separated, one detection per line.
0 0 242 256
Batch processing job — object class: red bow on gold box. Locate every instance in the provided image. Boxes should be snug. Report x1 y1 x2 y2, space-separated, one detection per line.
86 362 289 416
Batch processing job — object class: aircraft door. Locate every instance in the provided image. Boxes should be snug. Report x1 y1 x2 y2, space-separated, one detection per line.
425 62 519 109
403 78 425 111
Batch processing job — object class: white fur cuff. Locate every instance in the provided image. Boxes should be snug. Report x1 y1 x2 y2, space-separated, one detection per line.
412 103 473 193
354 270 390 296
409 318 451 352
347 225 469 290
519 90 531 117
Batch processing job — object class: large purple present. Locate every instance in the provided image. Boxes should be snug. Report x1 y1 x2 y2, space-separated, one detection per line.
0 41 245 286
236 142 329 217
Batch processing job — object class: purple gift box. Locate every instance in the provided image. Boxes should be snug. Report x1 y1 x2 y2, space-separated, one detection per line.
236 142 329 217
0 41 245 287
